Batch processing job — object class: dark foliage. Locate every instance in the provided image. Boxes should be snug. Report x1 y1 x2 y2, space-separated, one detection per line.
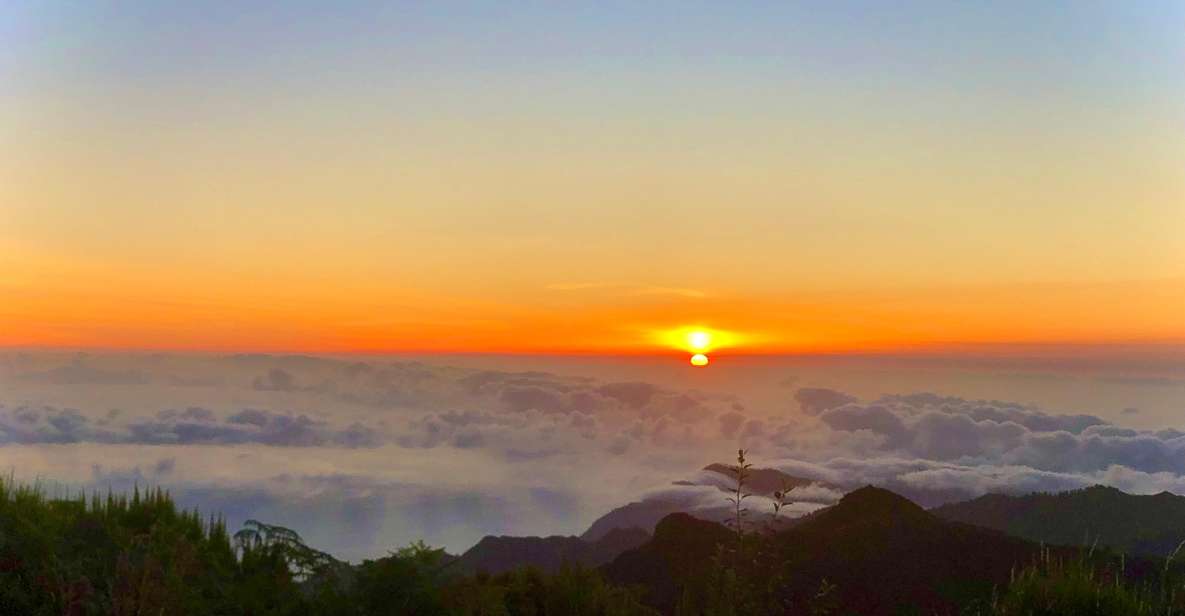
0 480 239 615
0 479 658 615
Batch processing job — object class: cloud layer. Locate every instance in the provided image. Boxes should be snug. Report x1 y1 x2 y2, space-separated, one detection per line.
1 352 1183 559
753 389 1185 506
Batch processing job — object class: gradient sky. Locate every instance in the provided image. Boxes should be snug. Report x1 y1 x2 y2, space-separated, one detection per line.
3 1 1183 353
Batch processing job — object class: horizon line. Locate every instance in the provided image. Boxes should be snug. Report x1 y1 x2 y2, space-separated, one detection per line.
4 339 1184 360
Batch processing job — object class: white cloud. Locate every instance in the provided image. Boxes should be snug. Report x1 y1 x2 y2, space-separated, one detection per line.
1 352 1182 560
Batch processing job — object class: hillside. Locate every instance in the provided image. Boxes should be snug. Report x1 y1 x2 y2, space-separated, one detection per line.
603 486 1142 615
455 527 649 574
932 485 1185 557
767 486 1040 614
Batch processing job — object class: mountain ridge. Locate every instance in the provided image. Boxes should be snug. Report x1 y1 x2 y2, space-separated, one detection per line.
603 484 1103 614
931 484 1185 557
454 526 650 574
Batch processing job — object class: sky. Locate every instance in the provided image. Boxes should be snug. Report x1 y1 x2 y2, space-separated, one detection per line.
3 1 1184 354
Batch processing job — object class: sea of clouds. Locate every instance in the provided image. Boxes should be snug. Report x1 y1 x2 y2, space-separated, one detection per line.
0 351 1182 560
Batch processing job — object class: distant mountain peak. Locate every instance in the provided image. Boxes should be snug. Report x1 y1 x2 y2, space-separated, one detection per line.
652 512 720 537
838 485 928 514
792 485 932 532
456 526 650 575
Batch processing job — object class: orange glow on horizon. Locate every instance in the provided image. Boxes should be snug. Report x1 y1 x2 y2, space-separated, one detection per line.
3 3 1183 360
1 256 1183 356
655 327 748 354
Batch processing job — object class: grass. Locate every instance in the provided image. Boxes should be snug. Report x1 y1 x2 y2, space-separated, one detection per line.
967 544 1185 616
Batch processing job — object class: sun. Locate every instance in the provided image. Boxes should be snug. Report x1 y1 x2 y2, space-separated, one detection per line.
652 326 746 366
654 326 737 353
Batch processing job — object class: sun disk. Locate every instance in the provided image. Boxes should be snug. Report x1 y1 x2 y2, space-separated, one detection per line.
688 331 711 351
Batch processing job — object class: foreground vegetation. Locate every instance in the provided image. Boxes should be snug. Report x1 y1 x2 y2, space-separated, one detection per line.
3 466 1185 615
975 546 1185 616
0 478 656 615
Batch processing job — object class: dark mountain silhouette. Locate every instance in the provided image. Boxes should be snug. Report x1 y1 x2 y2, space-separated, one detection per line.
582 499 692 542
604 486 1108 615
582 463 828 541
766 486 1042 614
455 527 650 574
448 463 828 575
932 484 1185 557
601 513 733 611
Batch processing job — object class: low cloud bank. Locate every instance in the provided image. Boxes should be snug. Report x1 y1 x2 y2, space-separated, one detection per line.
1 353 1182 557
758 389 1185 505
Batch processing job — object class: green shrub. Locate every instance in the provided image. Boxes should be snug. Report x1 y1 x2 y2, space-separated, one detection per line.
0 477 659 615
